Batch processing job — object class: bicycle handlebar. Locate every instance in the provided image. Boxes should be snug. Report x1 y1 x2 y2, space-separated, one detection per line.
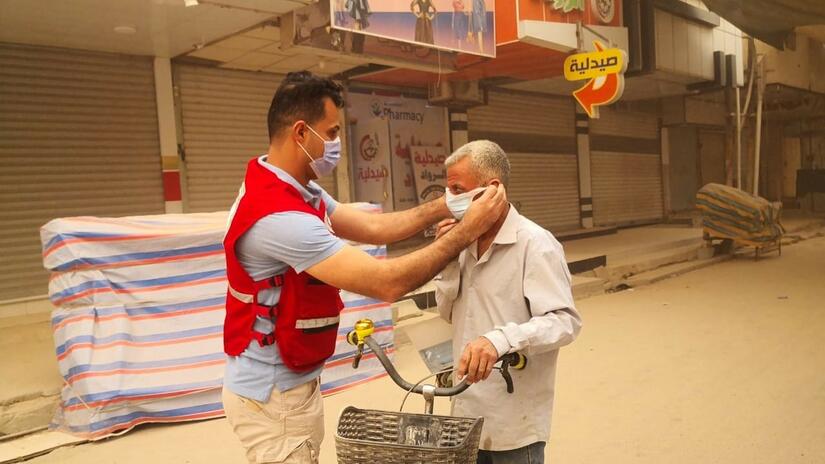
356 335 527 396
363 337 472 396
346 318 525 397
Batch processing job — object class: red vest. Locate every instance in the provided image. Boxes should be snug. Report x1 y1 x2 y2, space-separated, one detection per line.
223 158 344 372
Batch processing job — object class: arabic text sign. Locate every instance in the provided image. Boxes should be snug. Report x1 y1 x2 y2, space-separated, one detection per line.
563 47 625 81
566 41 627 118
348 92 449 212
351 117 393 211
411 145 448 203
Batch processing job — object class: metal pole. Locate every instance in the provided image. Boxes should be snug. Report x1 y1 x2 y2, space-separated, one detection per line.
753 57 764 196
338 84 354 203
735 86 742 189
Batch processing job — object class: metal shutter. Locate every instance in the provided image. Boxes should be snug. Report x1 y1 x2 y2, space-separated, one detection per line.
590 106 663 226
591 152 664 225
508 153 581 232
590 106 660 139
468 90 580 231
468 90 575 136
175 65 336 212
0 43 164 300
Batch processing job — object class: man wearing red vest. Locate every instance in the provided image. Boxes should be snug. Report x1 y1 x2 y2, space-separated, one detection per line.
222 71 507 463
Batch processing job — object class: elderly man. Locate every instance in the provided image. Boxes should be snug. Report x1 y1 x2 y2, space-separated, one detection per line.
434 140 582 464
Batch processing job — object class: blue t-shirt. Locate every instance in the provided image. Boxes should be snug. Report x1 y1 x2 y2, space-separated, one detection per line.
224 156 344 402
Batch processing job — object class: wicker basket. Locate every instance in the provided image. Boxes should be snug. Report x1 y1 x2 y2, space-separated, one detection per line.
335 407 484 464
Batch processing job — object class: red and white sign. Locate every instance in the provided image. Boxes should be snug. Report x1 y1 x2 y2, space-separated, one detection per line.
411 145 449 204
347 92 449 212
351 117 393 212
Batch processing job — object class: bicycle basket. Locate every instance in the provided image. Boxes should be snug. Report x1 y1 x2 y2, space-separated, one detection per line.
335 406 484 464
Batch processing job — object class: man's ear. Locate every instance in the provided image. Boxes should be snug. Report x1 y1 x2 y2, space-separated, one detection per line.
472 179 500 201
292 120 307 143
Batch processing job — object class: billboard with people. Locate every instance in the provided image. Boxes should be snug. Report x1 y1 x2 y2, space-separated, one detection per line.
332 0 496 57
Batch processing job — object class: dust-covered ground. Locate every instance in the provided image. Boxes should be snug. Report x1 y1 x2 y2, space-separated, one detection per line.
21 236 825 464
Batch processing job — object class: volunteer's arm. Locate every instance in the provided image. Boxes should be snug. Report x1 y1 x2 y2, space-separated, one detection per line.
433 218 461 323
308 185 505 302
329 196 451 245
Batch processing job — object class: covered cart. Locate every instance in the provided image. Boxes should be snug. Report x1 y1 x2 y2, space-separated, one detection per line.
695 183 784 260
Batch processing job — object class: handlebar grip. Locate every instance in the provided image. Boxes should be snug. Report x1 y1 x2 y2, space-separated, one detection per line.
501 352 527 370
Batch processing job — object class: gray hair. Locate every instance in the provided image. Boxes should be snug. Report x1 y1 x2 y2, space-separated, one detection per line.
444 140 510 187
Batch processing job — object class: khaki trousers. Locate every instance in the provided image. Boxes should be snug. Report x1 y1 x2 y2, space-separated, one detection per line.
222 379 324 463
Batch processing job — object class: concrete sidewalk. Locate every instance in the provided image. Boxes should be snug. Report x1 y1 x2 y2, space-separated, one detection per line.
0 314 60 438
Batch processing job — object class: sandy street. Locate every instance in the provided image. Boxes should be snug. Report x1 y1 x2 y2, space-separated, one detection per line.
551 236 825 464
20 236 825 464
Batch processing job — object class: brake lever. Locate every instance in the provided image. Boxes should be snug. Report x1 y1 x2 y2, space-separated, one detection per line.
500 358 514 394
352 343 364 369
499 353 527 394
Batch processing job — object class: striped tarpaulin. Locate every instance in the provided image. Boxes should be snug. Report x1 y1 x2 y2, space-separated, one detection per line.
41 206 393 439
695 183 784 246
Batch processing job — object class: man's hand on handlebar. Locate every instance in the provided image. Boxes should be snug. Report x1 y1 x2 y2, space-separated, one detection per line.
456 336 500 384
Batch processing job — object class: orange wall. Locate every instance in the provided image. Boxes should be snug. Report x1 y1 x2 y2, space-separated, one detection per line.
496 0 518 44
496 0 622 45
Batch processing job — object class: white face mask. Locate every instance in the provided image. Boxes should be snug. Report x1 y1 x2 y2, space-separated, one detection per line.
299 124 341 178
445 186 487 220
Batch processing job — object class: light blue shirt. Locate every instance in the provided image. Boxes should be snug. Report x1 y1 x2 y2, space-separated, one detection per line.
224 156 344 402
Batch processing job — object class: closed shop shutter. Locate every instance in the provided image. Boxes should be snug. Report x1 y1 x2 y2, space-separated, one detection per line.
468 90 576 137
0 43 164 300
591 152 664 225
508 153 581 231
590 106 663 226
175 65 337 212
468 90 580 232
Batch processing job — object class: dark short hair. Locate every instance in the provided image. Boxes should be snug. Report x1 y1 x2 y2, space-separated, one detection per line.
267 71 345 140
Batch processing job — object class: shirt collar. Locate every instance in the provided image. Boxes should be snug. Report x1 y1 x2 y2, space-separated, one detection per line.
468 204 520 261
258 155 322 204
492 204 520 245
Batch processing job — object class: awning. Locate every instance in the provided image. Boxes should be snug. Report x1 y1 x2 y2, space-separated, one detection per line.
702 0 825 49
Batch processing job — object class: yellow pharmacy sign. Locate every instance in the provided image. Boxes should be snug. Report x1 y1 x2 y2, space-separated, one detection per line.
563 46 626 81
564 41 628 118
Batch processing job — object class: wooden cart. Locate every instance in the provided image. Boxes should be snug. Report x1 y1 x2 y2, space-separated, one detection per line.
703 232 781 261
696 183 784 261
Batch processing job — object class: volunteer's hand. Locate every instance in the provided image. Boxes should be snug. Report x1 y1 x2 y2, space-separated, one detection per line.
461 184 507 235
435 218 458 240
456 336 499 384
437 192 453 220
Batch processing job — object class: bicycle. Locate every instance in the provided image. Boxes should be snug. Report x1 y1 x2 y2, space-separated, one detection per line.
335 318 527 464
